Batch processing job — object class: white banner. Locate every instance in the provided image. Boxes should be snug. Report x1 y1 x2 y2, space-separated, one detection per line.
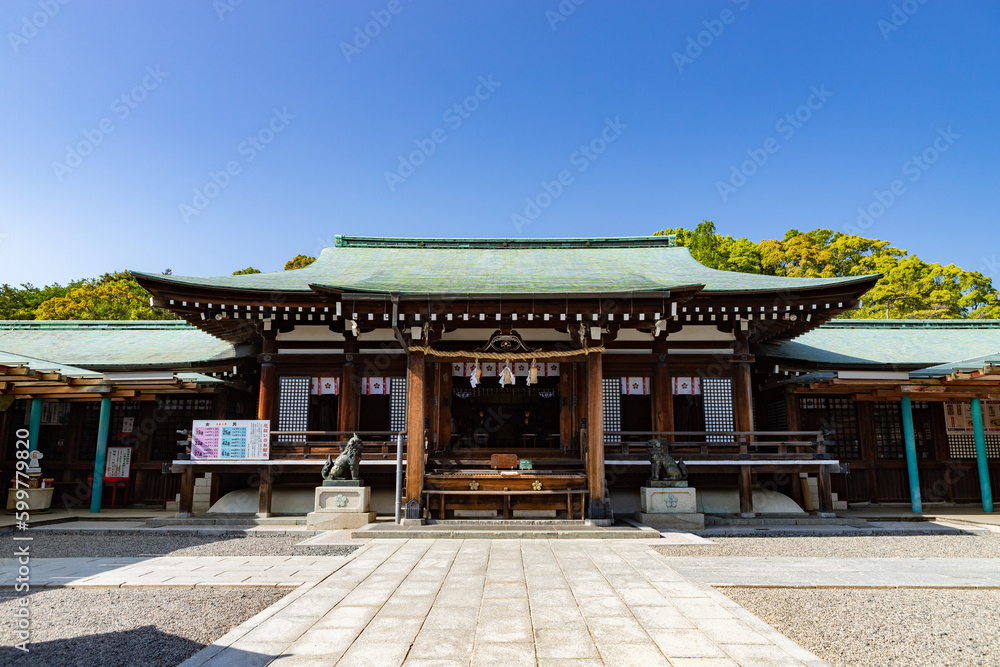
362 377 390 395
673 377 702 395
621 377 650 395
311 377 340 395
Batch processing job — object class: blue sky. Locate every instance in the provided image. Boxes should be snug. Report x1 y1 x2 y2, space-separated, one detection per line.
2 0 998 285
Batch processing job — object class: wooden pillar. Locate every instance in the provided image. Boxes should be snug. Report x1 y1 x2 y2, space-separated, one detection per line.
177 465 195 517
559 367 572 449
27 398 42 453
405 350 426 504
738 466 753 516
89 397 112 513
970 397 995 513
586 351 605 511
817 466 834 514
784 387 800 431
257 329 278 424
257 465 273 517
652 363 674 435
733 362 754 433
339 334 359 433
901 396 923 513
437 364 452 451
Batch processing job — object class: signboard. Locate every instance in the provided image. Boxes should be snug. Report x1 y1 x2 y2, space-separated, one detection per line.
944 400 1000 434
104 447 132 478
191 420 270 460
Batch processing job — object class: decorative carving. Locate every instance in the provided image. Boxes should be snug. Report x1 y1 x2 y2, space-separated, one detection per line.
334 494 349 508
469 481 480 490
647 439 689 482
479 330 535 353
321 434 363 481
531 480 542 491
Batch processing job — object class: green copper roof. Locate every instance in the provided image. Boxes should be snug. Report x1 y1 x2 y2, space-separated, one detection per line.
133 236 877 295
0 350 102 378
0 321 252 370
910 351 1000 378
765 320 1000 368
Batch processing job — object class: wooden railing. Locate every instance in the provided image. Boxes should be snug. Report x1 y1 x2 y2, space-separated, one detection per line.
603 430 830 460
269 431 406 460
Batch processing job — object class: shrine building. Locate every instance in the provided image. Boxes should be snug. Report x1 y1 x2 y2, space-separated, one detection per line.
1 235 996 520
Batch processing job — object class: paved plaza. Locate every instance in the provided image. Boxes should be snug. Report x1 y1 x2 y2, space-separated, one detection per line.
6 528 1000 666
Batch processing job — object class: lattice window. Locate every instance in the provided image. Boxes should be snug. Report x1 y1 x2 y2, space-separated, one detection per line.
948 433 1000 459
798 397 861 459
873 401 935 460
702 377 734 442
390 376 407 432
602 377 621 442
277 376 310 442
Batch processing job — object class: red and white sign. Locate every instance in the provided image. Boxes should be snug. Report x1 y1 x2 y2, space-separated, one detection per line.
621 377 650 395
311 377 340 395
673 377 702 395
361 377 390 395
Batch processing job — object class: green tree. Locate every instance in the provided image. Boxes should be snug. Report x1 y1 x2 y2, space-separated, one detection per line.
232 267 262 275
654 223 1000 320
284 255 316 270
0 281 82 319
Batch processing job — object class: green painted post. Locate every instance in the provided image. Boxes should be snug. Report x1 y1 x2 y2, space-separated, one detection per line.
970 398 994 513
27 398 42 452
90 397 112 514
900 396 922 513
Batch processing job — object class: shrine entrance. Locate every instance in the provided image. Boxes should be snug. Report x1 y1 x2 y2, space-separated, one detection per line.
447 377 562 451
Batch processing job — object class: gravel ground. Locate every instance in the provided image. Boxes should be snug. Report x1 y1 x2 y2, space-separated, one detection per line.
721 587 1000 667
2 533 358 558
0 587 287 667
654 533 1000 558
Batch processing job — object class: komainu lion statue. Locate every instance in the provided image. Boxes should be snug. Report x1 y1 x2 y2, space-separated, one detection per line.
646 439 688 481
322 434 363 481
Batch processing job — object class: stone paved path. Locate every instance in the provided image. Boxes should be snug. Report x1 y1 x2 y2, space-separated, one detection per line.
0 556 351 588
663 556 1000 588
179 539 827 666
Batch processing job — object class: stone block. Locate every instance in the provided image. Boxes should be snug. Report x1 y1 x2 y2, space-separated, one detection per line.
640 486 697 514
635 512 705 530
307 510 376 529
314 485 371 513
306 484 375 529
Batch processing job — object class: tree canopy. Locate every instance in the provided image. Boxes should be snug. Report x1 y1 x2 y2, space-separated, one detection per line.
284 255 316 271
654 222 1000 319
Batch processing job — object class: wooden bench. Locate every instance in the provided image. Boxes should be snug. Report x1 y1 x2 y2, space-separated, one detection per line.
422 489 589 520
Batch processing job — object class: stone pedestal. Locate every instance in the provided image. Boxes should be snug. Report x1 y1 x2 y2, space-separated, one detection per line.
635 486 704 530
306 480 376 529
